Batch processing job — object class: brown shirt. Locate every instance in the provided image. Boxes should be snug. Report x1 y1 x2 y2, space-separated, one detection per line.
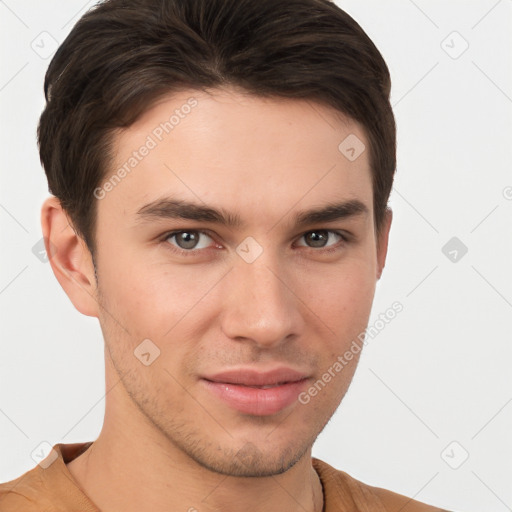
0 442 449 511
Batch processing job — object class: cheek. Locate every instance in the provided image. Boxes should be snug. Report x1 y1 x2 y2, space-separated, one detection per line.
300 258 376 337
312 261 375 398
97 251 222 344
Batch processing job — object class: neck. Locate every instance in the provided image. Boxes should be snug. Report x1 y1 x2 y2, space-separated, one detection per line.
68 429 324 512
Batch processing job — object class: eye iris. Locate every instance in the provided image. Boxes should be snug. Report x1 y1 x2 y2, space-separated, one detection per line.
176 231 199 249
306 231 328 248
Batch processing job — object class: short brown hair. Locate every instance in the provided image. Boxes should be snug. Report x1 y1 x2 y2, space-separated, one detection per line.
38 0 396 256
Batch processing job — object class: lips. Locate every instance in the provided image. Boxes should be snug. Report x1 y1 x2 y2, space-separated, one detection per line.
202 367 309 387
201 367 310 416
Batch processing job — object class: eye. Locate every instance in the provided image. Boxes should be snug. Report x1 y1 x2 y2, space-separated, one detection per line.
295 230 348 252
159 228 349 257
163 230 217 254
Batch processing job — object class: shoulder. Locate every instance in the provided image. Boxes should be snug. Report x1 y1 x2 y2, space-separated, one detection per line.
312 458 451 512
0 470 50 512
0 442 97 512
368 485 451 512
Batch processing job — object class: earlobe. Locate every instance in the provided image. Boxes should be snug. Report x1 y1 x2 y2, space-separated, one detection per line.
41 196 100 318
376 208 392 280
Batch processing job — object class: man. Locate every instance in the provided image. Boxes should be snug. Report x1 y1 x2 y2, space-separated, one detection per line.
0 0 451 510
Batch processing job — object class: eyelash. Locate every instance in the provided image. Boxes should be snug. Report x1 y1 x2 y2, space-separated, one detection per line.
158 229 350 257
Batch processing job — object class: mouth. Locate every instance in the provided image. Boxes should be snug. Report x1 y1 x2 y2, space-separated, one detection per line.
200 367 310 416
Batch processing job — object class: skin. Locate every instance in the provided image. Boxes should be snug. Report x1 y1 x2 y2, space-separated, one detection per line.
41 85 392 512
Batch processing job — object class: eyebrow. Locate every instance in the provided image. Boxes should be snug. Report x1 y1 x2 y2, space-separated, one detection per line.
135 197 369 230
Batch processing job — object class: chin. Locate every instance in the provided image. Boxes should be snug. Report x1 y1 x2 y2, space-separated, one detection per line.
183 438 310 478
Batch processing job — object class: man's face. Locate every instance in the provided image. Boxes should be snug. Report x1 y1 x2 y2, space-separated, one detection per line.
92 86 388 476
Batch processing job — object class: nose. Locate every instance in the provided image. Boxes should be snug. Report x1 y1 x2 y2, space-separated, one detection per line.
220 252 304 349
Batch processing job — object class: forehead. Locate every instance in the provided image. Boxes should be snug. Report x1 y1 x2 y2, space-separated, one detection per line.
99 87 373 230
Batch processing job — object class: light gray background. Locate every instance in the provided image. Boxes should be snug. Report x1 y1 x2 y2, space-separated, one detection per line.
1 1 511 511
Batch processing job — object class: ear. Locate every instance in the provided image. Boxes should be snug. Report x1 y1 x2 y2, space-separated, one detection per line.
41 196 99 317
376 207 392 280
